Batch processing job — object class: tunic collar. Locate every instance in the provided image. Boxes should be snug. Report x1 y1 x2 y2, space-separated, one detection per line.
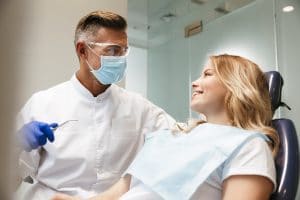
70 74 114 102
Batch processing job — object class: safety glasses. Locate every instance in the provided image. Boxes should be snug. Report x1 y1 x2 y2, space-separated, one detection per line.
87 42 130 56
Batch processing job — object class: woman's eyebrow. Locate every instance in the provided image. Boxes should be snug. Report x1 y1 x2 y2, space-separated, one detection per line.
202 68 214 73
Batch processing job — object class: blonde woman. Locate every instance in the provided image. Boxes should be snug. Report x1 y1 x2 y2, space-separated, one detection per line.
53 54 279 200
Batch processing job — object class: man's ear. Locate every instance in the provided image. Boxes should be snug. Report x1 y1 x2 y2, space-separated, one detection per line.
76 42 87 59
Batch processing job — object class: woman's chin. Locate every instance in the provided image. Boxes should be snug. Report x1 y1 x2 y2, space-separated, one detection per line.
190 105 203 114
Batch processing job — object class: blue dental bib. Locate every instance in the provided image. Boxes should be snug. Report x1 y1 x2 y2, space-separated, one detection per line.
125 123 267 200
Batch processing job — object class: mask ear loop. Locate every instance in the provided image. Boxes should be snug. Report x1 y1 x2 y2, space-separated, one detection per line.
85 43 101 71
86 43 101 57
86 59 96 71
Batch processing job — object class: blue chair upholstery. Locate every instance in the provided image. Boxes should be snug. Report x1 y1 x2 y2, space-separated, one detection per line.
265 71 299 200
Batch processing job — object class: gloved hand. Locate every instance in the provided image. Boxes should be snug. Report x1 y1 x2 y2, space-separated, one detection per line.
18 121 58 152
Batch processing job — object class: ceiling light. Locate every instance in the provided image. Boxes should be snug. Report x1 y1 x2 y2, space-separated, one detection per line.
282 6 294 12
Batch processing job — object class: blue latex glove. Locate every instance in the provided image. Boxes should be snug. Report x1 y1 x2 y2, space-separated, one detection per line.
19 121 58 152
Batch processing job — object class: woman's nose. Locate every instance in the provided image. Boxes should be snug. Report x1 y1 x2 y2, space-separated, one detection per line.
192 79 200 88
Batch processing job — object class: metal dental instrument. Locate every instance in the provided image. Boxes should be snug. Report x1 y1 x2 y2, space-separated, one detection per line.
23 119 78 184
52 119 78 131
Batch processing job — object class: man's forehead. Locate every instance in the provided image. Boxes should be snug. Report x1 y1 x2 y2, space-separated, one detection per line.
94 28 127 44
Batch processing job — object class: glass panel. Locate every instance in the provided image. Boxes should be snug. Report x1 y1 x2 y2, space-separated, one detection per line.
145 0 275 121
128 0 300 118
188 0 277 117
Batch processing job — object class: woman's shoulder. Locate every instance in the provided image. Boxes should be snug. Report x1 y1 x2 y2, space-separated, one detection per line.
221 136 276 188
224 135 273 167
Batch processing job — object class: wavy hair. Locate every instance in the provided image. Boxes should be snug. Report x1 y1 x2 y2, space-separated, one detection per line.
176 54 279 156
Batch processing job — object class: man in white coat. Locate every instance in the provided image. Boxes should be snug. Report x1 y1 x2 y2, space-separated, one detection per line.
15 10 175 199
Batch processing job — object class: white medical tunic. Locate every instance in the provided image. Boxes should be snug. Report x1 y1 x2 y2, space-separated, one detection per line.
15 75 175 200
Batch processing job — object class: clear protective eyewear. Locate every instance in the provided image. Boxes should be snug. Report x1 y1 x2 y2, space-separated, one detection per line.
88 42 130 57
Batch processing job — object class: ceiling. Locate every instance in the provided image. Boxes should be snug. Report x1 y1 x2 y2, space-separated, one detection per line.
128 0 255 48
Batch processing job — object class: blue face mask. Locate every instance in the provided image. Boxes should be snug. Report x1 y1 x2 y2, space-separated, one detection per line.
86 54 127 85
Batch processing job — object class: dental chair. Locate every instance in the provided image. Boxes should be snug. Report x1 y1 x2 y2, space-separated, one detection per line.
265 71 299 200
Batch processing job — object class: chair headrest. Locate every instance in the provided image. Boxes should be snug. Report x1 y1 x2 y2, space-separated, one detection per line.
264 71 290 113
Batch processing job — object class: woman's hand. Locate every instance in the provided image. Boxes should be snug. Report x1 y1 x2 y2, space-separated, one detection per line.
51 193 81 200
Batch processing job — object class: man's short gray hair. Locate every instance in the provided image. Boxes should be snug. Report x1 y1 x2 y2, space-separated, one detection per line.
74 11 127 45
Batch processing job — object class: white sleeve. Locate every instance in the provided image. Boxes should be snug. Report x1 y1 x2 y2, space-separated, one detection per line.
142 101 175 135
16 94 41 179
222 137 277 190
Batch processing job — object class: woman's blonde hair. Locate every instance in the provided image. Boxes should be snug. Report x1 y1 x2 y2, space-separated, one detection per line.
176 54 279 156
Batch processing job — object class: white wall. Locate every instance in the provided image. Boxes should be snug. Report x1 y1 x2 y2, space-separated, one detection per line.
0 1 23 197
17 0 127 110
126 46 148 97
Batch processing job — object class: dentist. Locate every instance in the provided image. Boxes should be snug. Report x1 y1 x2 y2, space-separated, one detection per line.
15 10 174 199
